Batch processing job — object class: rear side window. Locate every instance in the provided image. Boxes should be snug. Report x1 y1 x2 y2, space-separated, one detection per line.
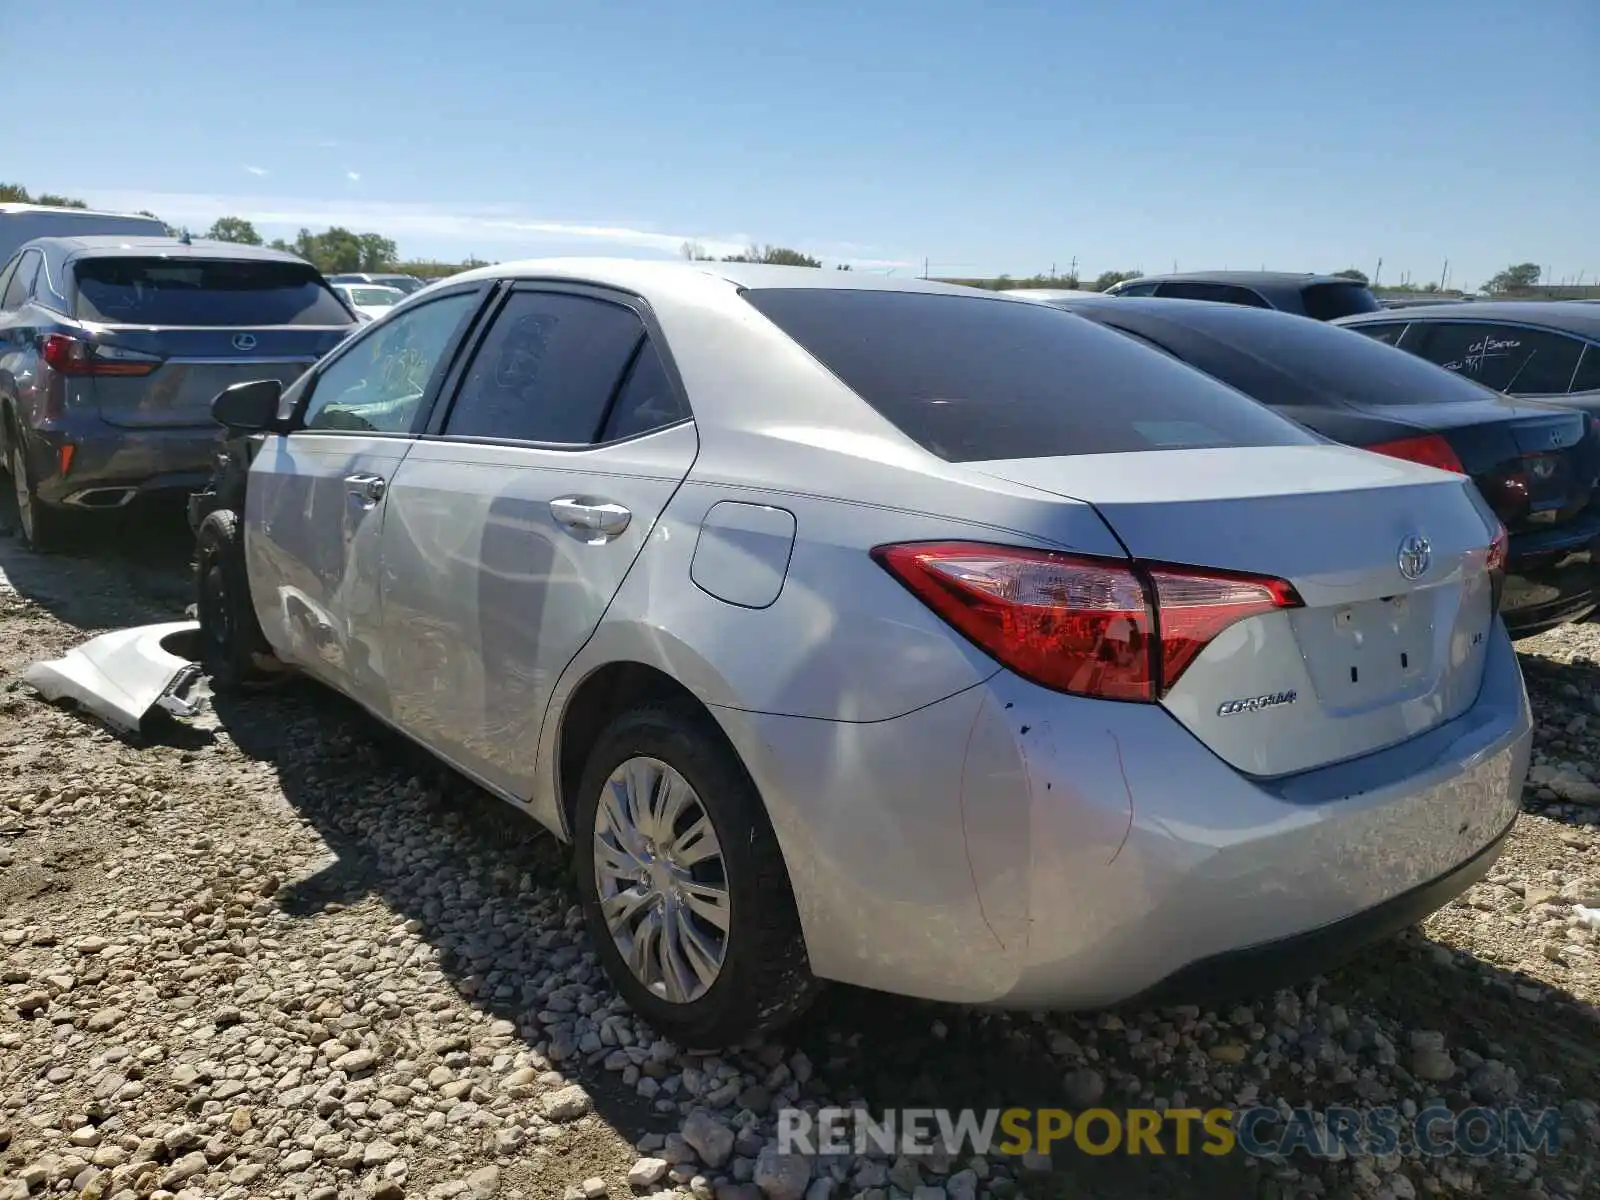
1407 323 1586 394
442 291 645 444
1348 321 1408 346
741 288 1316 461
73 257 353 326
1572 345 1600 394
1300 282 1382 320
600 339 691 441
1155 280 1272 308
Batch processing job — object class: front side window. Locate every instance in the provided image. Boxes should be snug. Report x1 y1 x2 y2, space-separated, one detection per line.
302 291 478 434
1109 282 1157 297
73 257 354 326
441 291 646 444
1408 322 1586 394
1156 280 1271 308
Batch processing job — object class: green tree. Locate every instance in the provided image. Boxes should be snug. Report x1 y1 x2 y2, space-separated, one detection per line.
205 216 263 245
1091 269 1140 292
0 183 32 203
1483 262 1542 294
357 233 398 271
722 245 822 267
36 193 88 209
1333 268 1369 284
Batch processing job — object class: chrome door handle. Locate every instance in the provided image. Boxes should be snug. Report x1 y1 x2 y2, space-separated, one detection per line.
549 496 631 538
344 473 387 503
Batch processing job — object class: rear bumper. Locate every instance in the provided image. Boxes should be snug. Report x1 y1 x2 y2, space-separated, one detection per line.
1122 813 1512 1008
713 621 1531 1009
1503 513 1600 636
25 419 220 509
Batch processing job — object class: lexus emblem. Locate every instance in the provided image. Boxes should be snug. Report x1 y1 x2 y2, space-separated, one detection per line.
1397 534 1431 581
232 333 258 351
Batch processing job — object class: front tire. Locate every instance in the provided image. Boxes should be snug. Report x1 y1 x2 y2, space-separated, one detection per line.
574 699 821 1046
195 509 274 691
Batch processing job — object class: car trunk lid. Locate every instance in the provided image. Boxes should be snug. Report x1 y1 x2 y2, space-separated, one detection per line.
967 444 1501 777
81 326 349 428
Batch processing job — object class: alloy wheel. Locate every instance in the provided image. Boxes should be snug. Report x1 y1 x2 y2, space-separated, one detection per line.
592 755 731 1004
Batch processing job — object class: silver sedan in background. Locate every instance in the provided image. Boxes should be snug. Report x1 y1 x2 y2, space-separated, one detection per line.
196 260 1530 1046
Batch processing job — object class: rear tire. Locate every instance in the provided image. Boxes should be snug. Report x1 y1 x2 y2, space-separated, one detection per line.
195 509 273 691
573 698 822 1047
8 439 72 553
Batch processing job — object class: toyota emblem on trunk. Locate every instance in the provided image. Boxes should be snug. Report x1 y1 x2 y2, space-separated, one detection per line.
233 333 257 351
1397 534 1431 580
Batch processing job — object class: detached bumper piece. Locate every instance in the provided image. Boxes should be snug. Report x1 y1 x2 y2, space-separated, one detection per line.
24 621 205 735
1122 816 1514 1009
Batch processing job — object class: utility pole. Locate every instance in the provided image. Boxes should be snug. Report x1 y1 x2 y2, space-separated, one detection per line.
1373 257 1383 288
922 256 929 280
1069 255 1077 281
1440 259 1449 291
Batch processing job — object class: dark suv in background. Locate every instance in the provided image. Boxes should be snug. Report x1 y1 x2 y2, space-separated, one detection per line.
0 236 357 550
1105 270 1383 321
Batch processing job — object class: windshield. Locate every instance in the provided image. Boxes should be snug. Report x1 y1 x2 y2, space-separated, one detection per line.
347 287 401 306
1301 281 1382 320
742 288 1316 461
74 257 353 325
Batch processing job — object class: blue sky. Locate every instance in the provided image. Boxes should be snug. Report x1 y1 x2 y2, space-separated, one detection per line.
8 0 1596 289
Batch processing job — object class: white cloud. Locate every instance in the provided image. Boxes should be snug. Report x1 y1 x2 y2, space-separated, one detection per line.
346 171 361 182
91 189 759 260
243 166 269 177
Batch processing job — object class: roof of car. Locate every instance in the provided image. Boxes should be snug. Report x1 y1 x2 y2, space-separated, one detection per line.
25 235 312 264
0 203 167 221
441 256 1000 299
1337 300 1600 338
1116 270 1367 289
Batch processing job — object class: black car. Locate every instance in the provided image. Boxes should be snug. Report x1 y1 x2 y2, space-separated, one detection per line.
1334 301 1600 413
1021 292 1600 638
1104 270 1383 321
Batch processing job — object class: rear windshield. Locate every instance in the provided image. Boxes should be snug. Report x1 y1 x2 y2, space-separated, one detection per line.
741 288 1317 461
346 287 401 306
1115 304 1500 407
1300 281 1382 320
73 257 353 326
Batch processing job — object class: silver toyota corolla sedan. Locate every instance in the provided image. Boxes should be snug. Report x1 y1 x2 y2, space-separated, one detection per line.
195 259 1531 1047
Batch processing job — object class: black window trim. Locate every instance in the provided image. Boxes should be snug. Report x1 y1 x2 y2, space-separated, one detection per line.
0 256 19 311
287 280 495 439
1405 317 1589 395
419 279 695 451
1572 342 1600 394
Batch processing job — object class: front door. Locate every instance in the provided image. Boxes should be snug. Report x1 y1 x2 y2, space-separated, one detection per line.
377 286 698 800
246 288 484 713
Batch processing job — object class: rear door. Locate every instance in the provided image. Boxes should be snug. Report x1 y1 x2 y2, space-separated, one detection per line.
245 285 486 709
68 255 356 428
378 284 698 801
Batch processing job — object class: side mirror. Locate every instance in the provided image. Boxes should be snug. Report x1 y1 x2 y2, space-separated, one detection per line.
212 378 283 433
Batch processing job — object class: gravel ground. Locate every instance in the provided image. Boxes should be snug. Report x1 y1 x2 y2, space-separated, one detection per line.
1 512 1598 1200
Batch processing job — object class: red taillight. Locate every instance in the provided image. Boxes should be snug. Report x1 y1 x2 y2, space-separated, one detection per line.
871 541 1302 702
1364 434 1466 475
1487 523 1508 574
40 333 161 377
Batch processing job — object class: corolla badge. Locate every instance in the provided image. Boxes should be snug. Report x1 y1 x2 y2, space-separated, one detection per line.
232 333 258 351
1217 690 1297 717
1397 533 1431 581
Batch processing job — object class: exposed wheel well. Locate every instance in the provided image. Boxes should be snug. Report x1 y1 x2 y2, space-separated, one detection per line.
557 661 730 838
